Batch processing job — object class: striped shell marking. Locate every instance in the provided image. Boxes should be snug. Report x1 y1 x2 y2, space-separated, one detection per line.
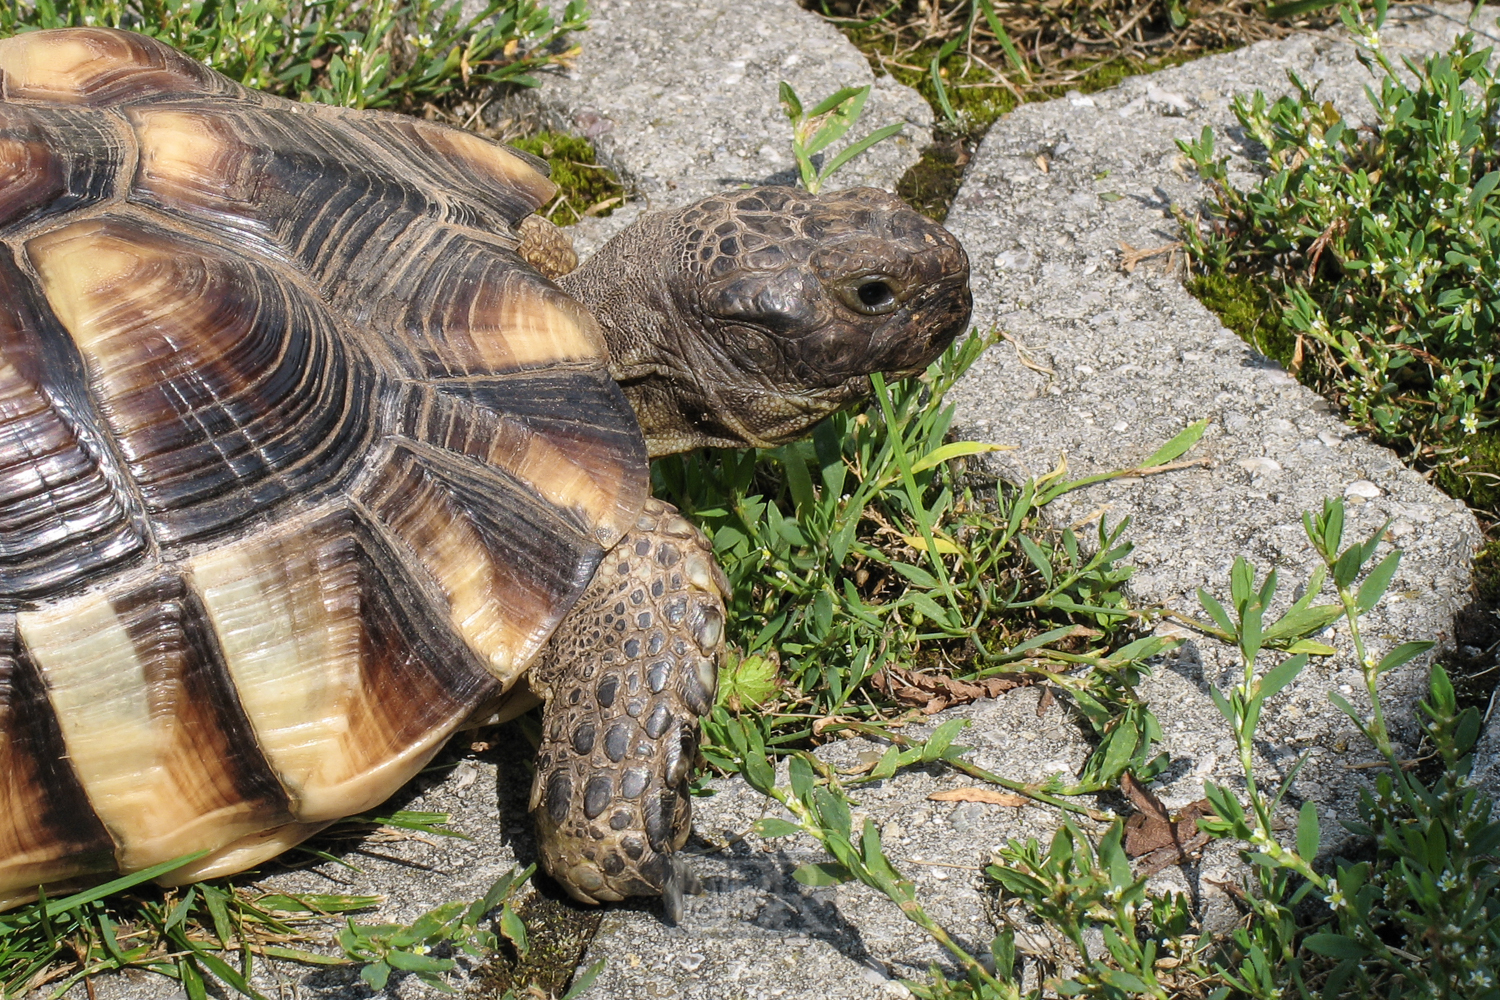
0 28 649 908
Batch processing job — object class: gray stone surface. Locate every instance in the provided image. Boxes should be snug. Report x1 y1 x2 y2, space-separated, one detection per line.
942 4 1487 823
48 5 1498 1000
524 0 932 257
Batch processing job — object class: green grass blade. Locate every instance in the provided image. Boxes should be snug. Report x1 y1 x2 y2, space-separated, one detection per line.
1141 418 1208 468
38 851 212 918
871 372 962 614
928 54 956 122
805 84 867 119
820 122 905 179
976 0 1031 82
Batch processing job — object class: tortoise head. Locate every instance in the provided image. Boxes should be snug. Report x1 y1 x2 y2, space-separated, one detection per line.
559 186 972 456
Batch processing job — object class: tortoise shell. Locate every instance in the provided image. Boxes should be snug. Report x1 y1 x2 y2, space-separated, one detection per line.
0 28 649 908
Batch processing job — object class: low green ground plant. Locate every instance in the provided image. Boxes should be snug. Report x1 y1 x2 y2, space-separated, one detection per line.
715 492 1498 999
1178 0 1500 476
654 334 1209 804
0 0 585 109
0 815 551 999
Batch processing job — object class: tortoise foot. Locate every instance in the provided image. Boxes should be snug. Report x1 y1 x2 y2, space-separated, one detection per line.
528 498 727 918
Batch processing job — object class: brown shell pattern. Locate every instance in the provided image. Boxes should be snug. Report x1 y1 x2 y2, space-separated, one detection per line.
0 27 649 908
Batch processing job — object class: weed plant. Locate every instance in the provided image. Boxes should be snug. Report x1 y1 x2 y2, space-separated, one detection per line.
1178 0 1500 474
654 333 1210 803
0 815 558 999
0 0 585 110
778 81 905 194
717 492 1499 999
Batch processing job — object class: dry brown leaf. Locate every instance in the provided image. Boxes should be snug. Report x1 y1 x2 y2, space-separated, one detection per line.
871 663 1034 713
812 715 850 736
929 787 1027 807
1118 240 1183 274
1120 773 1217 874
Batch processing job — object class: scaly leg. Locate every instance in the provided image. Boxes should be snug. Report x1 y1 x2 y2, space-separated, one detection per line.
528 498 727 922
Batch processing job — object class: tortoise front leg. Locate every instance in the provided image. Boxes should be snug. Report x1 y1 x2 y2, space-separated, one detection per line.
528 498 727 922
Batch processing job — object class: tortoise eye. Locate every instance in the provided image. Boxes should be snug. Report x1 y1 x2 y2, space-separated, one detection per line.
837 275 902 316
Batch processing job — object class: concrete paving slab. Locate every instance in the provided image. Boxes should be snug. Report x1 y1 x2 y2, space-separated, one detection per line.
941 4 1486 822
526 0 933 258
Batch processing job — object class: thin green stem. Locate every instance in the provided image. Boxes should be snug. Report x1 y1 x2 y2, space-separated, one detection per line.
871 373 963 619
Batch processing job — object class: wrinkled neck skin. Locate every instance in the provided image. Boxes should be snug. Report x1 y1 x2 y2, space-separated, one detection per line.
559 214 857 458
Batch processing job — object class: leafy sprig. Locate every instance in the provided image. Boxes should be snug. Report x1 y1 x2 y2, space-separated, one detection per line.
0 0 587 110
778 81 904 193
1178 0 1500 462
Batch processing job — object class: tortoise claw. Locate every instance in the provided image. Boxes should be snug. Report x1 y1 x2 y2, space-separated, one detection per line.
661 852 702 925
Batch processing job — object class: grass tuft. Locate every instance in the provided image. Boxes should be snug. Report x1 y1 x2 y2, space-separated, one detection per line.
0 0 586 111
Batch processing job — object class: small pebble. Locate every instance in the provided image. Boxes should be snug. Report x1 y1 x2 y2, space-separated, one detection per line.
1146 83 1193 112
1237 457 1282 477
1344 480 1382 499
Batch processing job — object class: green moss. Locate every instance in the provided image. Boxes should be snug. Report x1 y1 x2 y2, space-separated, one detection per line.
508 132 626 227
471 891 602 998
897 137 967 221
1432 429 1500 518
1186 272 1294 366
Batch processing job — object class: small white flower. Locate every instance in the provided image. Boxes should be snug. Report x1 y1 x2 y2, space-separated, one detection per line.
1403 273 1423 294
1463 413 1479 434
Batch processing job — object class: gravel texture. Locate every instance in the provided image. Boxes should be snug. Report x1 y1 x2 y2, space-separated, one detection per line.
47 4 1498 1000
521 0 933 258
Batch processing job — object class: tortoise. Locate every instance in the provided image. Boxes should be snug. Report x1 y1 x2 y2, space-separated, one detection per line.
0 27 971 921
